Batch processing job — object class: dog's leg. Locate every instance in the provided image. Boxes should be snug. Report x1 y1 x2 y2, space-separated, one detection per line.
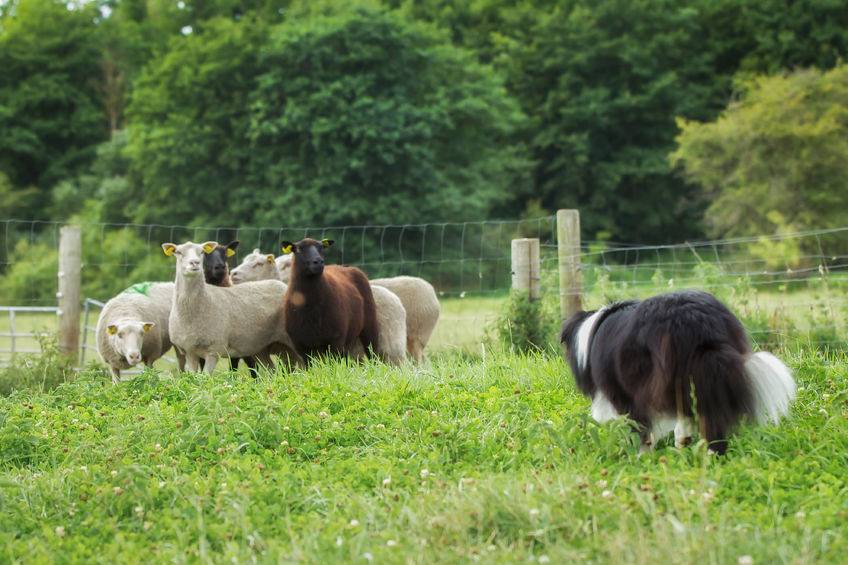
674 417 695 448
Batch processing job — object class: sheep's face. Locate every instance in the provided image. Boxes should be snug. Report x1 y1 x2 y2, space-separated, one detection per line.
162 241 218 277
106 320 154 366
281 238 334 277
204 240 239 286
276 254 292 283
231 249 278 284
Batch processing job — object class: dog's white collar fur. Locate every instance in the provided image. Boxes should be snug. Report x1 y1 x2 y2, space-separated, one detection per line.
575 308 606 371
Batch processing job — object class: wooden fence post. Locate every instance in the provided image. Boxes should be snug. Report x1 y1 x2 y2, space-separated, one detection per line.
58 225 82 363
557 209 582 319
511 238 540 299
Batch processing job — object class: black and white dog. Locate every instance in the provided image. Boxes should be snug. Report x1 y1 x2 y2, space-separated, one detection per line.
560 290 796 454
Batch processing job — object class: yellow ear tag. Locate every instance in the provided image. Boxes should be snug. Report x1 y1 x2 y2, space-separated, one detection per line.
266 255 275 264
107 325 118 335
281 244 293 254
321 239 331 248
162 244 176 256
226 248 236 258
202 243 216 254
142 323 154 333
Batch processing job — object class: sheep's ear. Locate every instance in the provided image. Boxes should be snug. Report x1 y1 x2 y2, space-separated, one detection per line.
281 241 294 254
226 241 239 256
162 243 176 257
266 254 275 264
142 322 155 333
107 325 118 335
321 239 334 249
202 241 218 254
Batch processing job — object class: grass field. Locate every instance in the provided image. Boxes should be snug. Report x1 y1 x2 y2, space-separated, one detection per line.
1 349 846 563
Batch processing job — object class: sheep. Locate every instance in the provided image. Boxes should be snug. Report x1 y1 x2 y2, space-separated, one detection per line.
276 253 292 282
202 240 257 372
371 276 440 362
96 282 176 383
231 249 281 284
232 248 407 365
162 241 297 373
203 240 239 286
280 238 379 364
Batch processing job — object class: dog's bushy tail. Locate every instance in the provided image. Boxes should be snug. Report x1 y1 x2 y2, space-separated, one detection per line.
689 345 754 454
743 352 796 425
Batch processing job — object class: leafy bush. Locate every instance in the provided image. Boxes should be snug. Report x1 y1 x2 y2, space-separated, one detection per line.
0 333 75 396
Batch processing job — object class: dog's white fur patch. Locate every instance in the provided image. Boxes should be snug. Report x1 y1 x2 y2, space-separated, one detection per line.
674 417 695 448
590 391 619 423
744 351 796 424
575 308 605 371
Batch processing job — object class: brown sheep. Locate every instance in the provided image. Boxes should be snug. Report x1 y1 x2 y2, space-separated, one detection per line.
281 238 379 364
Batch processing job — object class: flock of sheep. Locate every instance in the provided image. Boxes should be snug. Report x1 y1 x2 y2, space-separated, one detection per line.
95 239 441 382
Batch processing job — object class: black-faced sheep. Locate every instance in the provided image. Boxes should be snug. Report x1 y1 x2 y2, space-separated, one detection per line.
203 240 239 286
280 238 379 364
232 248 406 365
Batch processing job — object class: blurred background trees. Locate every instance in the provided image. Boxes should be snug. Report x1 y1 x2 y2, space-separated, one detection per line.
1 0 847 241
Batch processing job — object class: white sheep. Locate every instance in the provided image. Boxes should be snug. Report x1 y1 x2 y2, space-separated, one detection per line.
96 282 177 383
162 241 297 373
275 253 292 282
371 276 440 362
231 248 407 365
230 249 282 284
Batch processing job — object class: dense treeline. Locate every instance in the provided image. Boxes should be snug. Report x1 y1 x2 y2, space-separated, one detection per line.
2 0 848 243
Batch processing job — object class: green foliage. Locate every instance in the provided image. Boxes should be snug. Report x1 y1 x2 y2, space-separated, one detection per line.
0 214 173 305
0 351 847 561
0 334 74 396
673 65 848 239
494 293 546 352
124 17 268 226
0 0 106 215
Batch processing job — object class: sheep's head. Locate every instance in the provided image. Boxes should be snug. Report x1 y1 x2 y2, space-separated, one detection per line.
281 238 334 277
276 254 292 283
105 320 155 366
203 240 239 286
162 241 218 277
231 248 278 284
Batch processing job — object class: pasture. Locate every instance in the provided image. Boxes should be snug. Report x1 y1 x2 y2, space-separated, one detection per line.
1 349 846 563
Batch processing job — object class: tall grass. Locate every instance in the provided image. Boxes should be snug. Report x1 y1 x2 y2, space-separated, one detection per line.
1 349 846 562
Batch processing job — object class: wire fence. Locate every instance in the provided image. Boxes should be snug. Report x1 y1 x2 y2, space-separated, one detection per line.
0 217 846 366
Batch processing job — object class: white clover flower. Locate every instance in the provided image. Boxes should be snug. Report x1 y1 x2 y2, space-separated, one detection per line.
420 469 430 479
349 519 360 527
382 477 391 487
601 490 612 498
55 526 66 537
737 556 753 565
387 540 397 547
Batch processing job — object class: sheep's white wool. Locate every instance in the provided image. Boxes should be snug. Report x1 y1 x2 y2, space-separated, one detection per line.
744 351 796 424
348 286 407 366
371 276 440 362
167 241 296 373
590 391 619 423
96 282 175 382
575 308 605 371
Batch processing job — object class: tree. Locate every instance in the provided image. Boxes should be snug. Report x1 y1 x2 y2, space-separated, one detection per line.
246 5 529 227
672 65 848 238
123 17 267 225
0 0 106 216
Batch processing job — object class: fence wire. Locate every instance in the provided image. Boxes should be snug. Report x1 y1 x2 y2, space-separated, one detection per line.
1 218 846 365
